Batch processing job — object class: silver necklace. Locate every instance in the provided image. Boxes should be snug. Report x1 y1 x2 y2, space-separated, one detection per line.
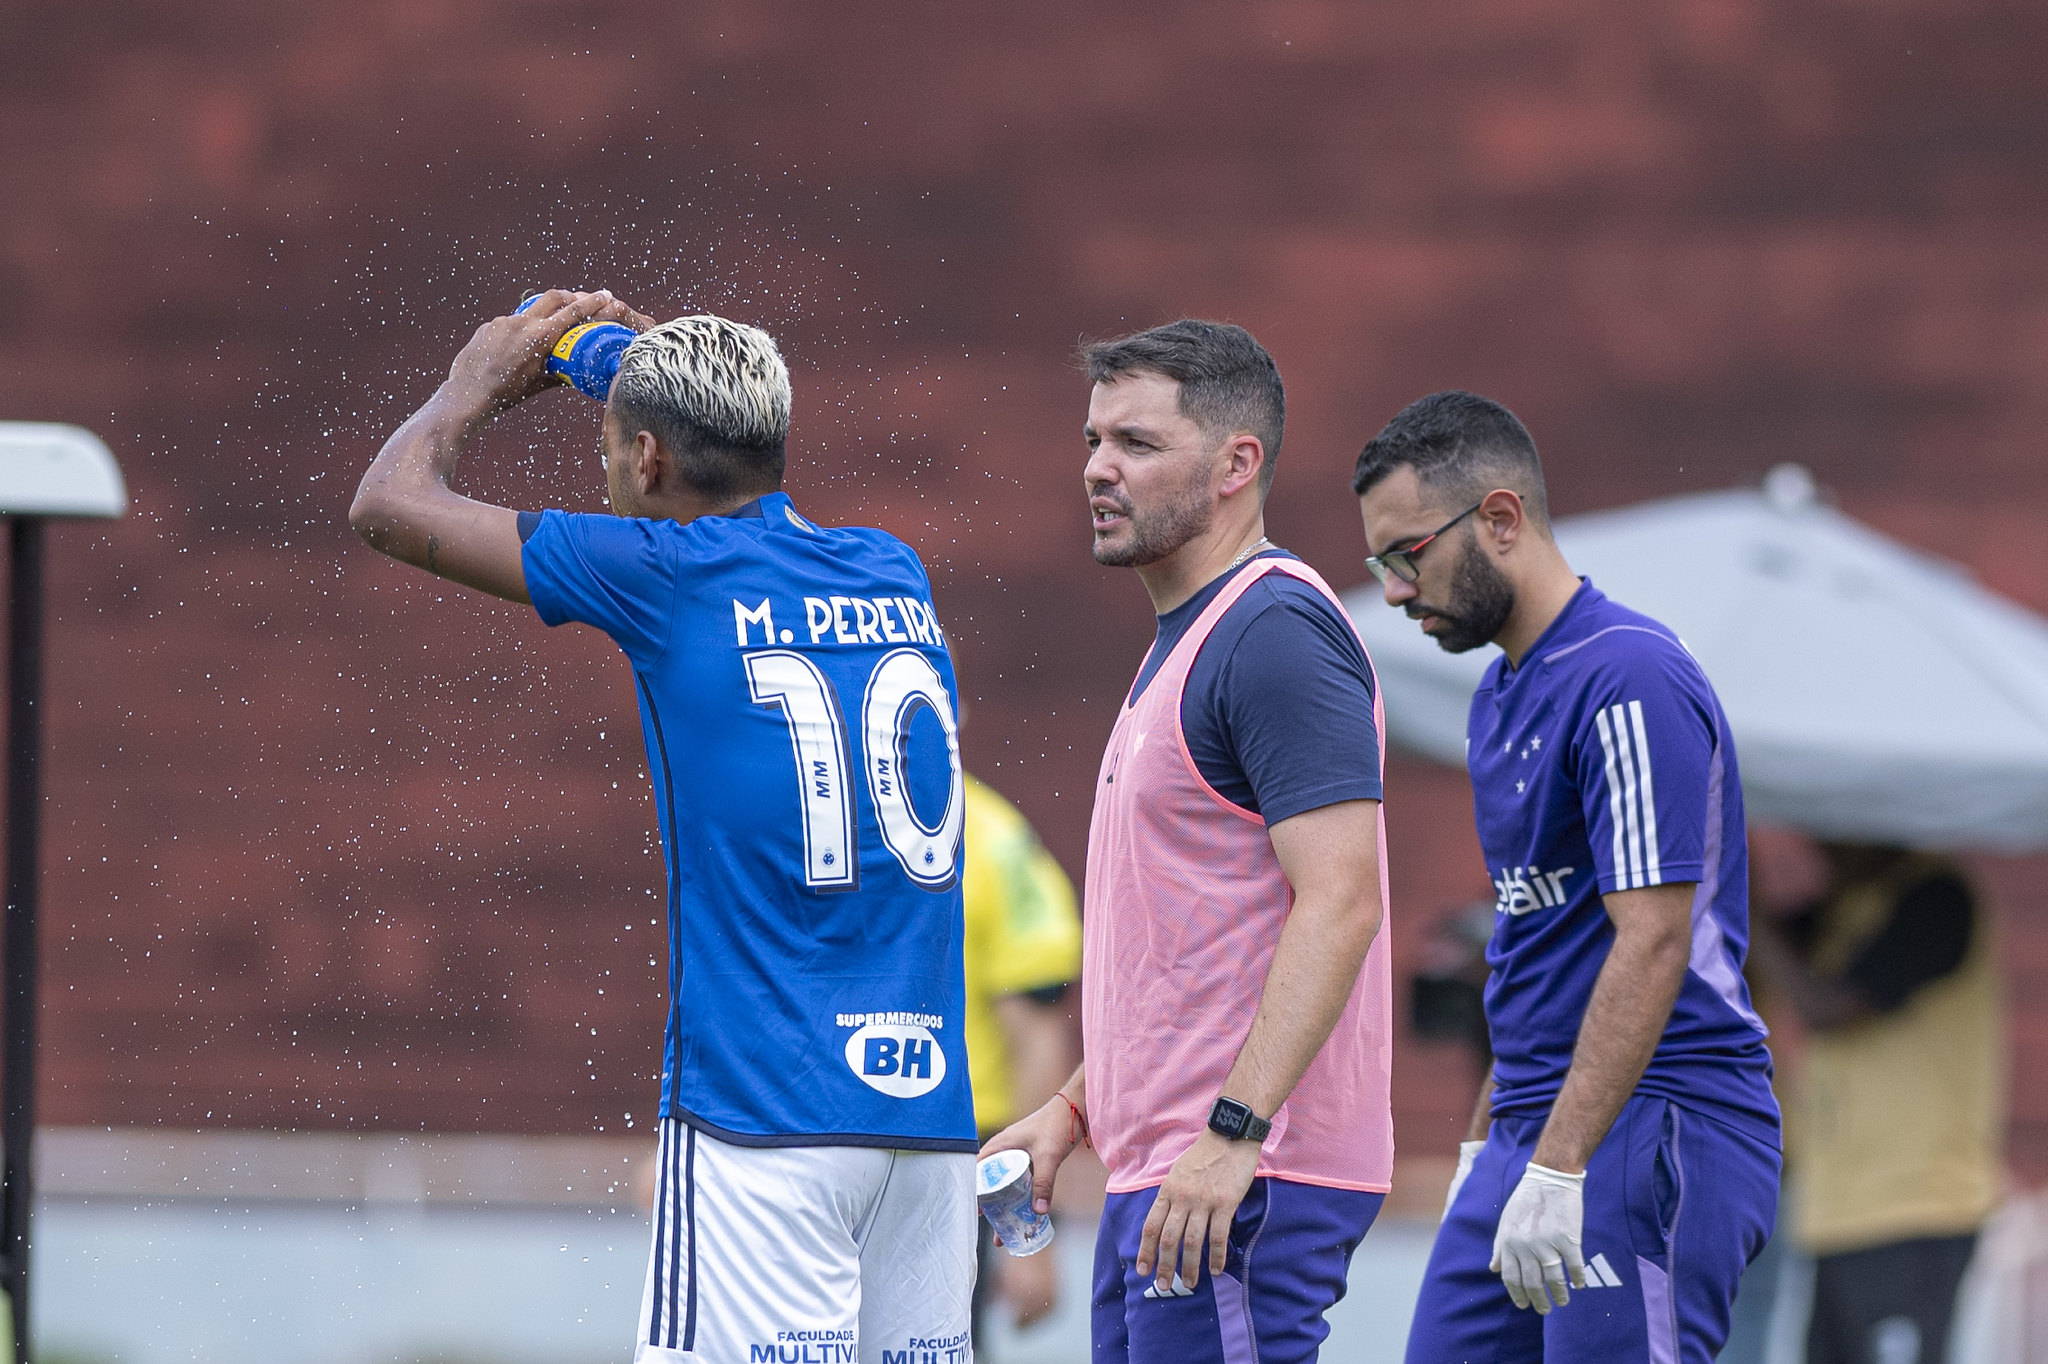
1227 536 1274 572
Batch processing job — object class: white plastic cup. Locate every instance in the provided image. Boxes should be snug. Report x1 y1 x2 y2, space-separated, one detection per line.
975 1149 1055 1256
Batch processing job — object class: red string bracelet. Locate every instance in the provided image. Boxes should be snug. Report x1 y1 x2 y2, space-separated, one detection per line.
1060 1093 1091 1148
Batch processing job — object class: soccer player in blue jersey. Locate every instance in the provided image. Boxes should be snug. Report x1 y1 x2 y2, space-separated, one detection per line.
1351 392 1779 1364
350 290 978 1364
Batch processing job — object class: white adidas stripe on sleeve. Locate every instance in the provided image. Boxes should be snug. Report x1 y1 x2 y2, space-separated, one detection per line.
1615 706 1646 886
1594 706 1634 888
1627 699 1661 885
1594 701 1663 889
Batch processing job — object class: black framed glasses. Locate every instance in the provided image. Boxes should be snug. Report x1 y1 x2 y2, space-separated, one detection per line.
1364 501 1484 584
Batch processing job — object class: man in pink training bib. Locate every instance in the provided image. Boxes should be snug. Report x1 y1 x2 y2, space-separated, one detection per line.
982 320 1394 1364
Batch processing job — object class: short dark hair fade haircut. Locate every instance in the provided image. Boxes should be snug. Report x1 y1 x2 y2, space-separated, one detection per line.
1080 319 1286 496
1351 390 1549 527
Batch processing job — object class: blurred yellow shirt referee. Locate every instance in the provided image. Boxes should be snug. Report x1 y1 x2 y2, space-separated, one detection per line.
963 774 1082 1131
962 773 1081 1336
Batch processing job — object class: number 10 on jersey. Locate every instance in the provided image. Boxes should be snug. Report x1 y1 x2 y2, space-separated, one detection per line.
744 647 965 892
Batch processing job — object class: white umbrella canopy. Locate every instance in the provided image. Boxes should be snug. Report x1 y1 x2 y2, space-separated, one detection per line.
1341 466 2048 852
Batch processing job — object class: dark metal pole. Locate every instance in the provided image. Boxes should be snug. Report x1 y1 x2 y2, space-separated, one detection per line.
2 517 44 1364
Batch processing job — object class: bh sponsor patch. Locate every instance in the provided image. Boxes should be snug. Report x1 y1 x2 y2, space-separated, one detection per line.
839 1011 947 1098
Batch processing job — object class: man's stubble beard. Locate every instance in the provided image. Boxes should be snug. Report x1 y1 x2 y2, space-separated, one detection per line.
1423 538 1517 654
1091 467 1215 569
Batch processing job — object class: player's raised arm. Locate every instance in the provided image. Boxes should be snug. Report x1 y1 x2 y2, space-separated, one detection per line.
353 299 986 1358
348 288 648 602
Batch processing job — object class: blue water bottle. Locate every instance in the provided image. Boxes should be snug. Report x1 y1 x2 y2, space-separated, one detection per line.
514 291 635 400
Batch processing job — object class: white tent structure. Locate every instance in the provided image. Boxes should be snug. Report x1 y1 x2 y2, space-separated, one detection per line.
1341 466 2048 852
0 422 125 518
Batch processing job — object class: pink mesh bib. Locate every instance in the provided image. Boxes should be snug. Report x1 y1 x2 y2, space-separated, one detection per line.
1082 558 1395 1193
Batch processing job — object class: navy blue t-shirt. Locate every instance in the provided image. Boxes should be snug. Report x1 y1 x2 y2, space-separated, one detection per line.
1129 551 1382 822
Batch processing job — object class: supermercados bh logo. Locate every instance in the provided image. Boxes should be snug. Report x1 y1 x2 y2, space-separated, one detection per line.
838 1011 946 1098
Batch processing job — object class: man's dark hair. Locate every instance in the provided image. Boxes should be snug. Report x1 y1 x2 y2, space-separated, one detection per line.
611 393 787 500
1351 391 1549 526
1080 319 1285 496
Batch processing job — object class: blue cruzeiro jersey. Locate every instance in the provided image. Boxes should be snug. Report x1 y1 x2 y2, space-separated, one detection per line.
1468 581 1778 1144
521 492 976 1151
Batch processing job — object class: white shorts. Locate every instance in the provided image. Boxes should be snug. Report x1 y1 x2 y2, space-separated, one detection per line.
636 1120 976 1364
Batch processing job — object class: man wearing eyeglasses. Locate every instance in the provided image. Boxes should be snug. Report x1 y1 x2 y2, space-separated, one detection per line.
1353 392 1779 1364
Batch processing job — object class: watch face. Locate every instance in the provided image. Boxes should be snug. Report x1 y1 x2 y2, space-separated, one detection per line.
1210 1097 1251 1136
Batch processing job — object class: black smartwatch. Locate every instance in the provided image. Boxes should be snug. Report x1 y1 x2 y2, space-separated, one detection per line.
1206 1096 1272 1143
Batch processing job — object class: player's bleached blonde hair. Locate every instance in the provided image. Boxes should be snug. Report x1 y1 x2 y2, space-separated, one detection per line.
610 315 792 495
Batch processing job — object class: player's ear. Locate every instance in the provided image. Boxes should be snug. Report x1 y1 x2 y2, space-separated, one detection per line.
1477 487 1526 550
1218 434 1265 499
632 429 663 495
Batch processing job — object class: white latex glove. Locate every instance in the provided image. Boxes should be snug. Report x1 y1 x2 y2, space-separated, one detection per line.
1443 1140 1485 1221
1489 1162 1587 1313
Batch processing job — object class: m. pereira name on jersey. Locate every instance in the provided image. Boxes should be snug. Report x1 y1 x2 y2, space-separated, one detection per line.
1495 865 1575 915
732 595 947 649
837 1011 947 1098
